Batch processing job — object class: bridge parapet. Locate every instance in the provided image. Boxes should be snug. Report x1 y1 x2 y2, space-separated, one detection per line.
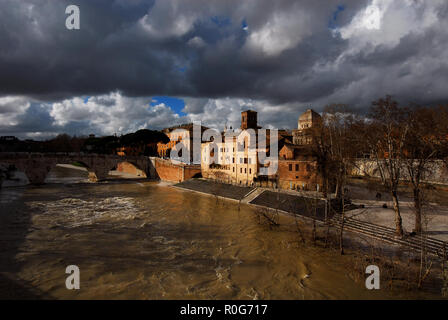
0 152 155 185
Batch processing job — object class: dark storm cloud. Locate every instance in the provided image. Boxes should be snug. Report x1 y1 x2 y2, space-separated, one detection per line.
1 0 448 138
0 0 369 102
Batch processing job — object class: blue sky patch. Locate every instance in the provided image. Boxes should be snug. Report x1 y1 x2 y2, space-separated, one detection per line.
210 15 231 28
150 96 186 116
242 19 248 31
329 5 345 29
175 65 187 73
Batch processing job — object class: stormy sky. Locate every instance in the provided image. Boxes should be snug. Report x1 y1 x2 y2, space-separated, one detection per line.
1 0 448 139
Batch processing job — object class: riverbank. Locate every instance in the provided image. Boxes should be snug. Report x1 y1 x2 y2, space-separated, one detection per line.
173 178 254 201
175 178 448 243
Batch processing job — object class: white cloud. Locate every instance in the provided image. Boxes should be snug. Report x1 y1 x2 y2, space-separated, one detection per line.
0 96 30 127
244 10 312 56
337 0 441 51
340 2 384 38
0 92 337 139
138 0 203 39
186 97 306 131
49 92 184 135
187 36 206 48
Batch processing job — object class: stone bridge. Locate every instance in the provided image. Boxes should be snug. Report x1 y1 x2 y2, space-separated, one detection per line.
0 152 156 184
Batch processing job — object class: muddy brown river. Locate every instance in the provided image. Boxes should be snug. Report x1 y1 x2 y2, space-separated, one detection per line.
0 166 428 299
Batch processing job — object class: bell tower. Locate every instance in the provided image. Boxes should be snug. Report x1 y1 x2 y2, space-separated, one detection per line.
241 110 258 130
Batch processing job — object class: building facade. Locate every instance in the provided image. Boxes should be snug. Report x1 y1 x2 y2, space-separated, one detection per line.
277 143 322 190
277 109 323 190
201 108 323 190
201 110 271 186
157 123 208 162
292 109 322 145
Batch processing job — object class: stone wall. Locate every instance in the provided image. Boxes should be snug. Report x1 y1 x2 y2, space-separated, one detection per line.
350 159 448 185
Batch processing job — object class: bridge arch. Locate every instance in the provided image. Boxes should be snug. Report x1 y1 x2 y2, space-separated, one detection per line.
114 161 147 178
44 161 91 184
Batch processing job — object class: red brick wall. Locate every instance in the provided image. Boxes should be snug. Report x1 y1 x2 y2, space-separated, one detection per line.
279 146 294 160
277 160 322 190
154 158 200 182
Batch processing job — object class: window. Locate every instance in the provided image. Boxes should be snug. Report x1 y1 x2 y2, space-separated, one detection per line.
248 158 251 164
240 158 243 164
289 164 292 171
249 168 252 174
244 158 248 164
232 158 235 164
306 164 311 171
240 168 242 173
233 167 235 172
244 168 247 173
295 164 299 171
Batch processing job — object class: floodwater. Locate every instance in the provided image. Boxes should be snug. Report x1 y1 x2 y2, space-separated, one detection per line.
0 166 416 299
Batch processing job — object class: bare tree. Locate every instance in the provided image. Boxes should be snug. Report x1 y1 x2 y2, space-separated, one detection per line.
433 105 448 173
311 105 364 252
255 207 279 229
364 96 408 237
417 194 433 289
404 106 439 233
442 244 448 297
312 104 362 198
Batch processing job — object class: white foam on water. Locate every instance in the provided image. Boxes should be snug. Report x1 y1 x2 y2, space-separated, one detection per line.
28 196 140 228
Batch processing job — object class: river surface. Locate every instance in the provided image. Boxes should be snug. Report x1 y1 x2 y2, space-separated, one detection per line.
0 166 418 299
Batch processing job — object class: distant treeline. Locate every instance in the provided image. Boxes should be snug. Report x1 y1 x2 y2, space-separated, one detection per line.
0 129 169 155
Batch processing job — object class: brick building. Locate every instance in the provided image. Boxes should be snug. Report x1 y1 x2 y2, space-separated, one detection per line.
241 110 261 130
278 109 323 190
277 143 322 190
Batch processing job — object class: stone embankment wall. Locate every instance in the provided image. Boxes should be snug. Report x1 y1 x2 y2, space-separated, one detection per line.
350 159 448 185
